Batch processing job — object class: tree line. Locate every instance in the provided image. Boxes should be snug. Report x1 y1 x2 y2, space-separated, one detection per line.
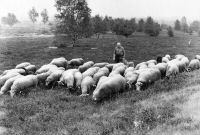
1 7 49 26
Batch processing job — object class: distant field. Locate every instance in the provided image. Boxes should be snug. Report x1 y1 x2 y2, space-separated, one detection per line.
0 31 200 134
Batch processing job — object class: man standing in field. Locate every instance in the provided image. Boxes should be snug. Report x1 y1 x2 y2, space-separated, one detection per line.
113 42 125 63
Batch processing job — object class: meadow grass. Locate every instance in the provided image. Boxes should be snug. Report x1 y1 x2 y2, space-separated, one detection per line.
0 31 199 134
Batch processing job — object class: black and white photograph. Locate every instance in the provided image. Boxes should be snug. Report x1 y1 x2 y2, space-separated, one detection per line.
0 0 200 134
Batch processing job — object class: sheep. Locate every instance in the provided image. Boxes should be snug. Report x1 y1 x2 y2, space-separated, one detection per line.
25 65 37 74
1 69 26 76
45 68 65 86
181 57 189 67
10 75 38 97
92 74 127 101
125 71 139 89
50 57 68 69
80 76 95 97
58 69 78 89
74 71 83 90
82 67 100 79
135 68 161 91
78 61 94 73
122 59 134 67
166 61 179 77
187 59 200 71
147 62 156 68
0 75 23 95
162 57 169 63
146 60 157 65
93 67 110 85
36 72 52 84
195 55 200 61
15 62 31 69
105 64 115 72
93 62 109 68
0 72 20 87
112 63 125 71
154 63 168 78
176 60 187 73
175 54 185 60
36 64 58 74
109 65 126 77
124 67 135 76
135 62 147 70
68 58 84 67
165 54 171 60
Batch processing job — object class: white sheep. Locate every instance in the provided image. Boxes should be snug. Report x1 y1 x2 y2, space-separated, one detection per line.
165 54 171 60
124 67 135 76
147 62 156 68
146 60 157 65
78 61 94 73
109 65 126 77
45 68 65 86
74 71 83 90
166 61 179 77
112 63 125 71
1 69 26 76
58 69 78 89
136 68 161 91
15 62 31 69
25 65 37 74
195 55 200 61
10 75 38 97
80 76 95 97
36 72 52 83
82 67 100 79
93 67 110 85
36 64 58 74
0 75 23 95
125 71 139 89
92 74 127 101
175 54 185 61
162 57 169 63
0 72 20 87
93 62 109 68
68 58 84 67
154 63 168 78
135 62 148 70
50 57 68 69
187 59 200 71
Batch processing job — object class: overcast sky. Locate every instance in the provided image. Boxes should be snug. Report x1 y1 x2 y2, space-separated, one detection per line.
0 0 200 22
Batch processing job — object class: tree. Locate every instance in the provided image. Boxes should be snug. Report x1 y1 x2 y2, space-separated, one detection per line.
174 19 181 31
91 15 107 38
55 0 92 46
28 7 39 23
167 26 174 37
1 13 18 26
181 16 188 33
190 21 200 32
137 19 144 32
41 9 49 24
112 18 134 37
144 17 160 36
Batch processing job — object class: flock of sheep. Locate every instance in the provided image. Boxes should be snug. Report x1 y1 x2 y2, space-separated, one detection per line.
0 54 200 101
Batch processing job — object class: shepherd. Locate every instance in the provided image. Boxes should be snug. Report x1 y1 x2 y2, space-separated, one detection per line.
113 42 125 63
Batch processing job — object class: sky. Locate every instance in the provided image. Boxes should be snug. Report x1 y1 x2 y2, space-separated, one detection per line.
0 0 200 22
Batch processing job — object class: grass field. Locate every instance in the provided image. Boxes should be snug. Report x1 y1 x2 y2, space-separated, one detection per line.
0 30 200 134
